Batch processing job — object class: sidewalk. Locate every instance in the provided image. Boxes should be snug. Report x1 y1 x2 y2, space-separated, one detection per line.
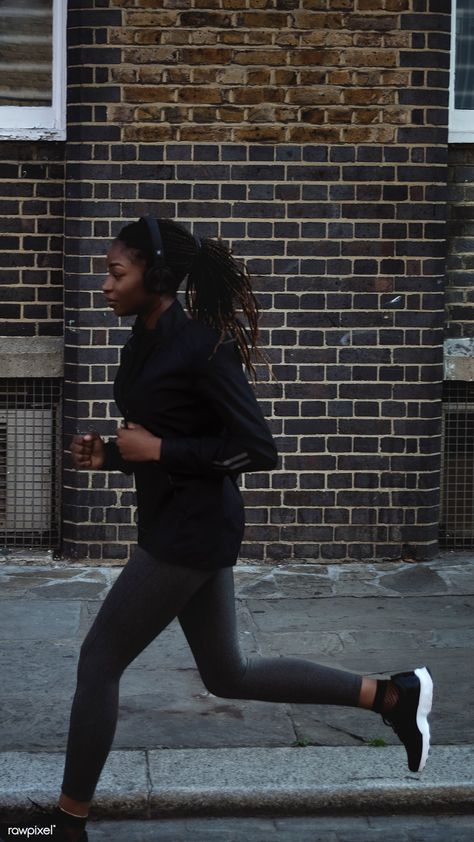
0 552 472 818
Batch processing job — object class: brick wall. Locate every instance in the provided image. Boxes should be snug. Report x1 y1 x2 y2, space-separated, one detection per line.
59 0 449 562
0 143 64 337
446 145 474 340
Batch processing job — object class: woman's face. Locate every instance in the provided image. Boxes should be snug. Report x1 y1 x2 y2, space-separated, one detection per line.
103 239 156 317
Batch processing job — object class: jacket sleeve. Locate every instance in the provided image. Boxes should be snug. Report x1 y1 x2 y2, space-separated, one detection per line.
102 439 136 474
159 339 278 476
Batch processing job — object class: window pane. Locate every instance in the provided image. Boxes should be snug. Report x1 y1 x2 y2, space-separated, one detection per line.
0 0 52 107
455 0 474 110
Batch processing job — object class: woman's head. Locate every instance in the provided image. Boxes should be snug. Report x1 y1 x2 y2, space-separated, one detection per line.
104 218 262 377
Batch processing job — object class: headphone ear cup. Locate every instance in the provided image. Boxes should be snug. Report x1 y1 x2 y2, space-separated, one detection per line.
144 266 174 294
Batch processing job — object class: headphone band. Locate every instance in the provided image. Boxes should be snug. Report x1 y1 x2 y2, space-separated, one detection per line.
140 216 165 270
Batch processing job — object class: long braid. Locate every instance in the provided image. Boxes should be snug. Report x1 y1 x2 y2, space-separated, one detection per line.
185 236 261 380
117 218 264 381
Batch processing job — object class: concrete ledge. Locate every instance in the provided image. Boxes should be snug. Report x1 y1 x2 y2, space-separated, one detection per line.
0 747 473 819
0 338 63 378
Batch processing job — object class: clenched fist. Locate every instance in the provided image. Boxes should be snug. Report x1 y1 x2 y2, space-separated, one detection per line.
71 431 105 470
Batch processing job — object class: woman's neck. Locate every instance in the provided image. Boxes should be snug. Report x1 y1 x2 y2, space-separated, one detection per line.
139 295 174 329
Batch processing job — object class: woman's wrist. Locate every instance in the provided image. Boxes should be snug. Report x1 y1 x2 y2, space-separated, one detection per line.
153 437 162 461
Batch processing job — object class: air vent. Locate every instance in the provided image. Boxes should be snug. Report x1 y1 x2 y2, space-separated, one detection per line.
0 379 61 549
440 380 474 549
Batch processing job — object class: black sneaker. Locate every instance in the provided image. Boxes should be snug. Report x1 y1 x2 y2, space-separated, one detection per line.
383 666 433 773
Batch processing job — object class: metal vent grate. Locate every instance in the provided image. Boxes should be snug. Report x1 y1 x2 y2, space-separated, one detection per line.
0 379 61 550
440 380 474 549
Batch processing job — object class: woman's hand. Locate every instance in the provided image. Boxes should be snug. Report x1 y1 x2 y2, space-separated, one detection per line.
116 423 162 462
71 432 105 470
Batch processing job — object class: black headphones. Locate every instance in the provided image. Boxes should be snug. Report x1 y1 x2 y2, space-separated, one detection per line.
140 216 173 294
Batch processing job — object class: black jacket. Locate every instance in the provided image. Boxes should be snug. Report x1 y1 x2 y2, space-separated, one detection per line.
103 298 278 568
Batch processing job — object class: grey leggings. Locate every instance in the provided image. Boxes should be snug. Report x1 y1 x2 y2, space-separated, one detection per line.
61 546 362 801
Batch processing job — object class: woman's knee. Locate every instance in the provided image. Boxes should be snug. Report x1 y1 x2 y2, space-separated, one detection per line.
77 635 123 685
200 658 249 699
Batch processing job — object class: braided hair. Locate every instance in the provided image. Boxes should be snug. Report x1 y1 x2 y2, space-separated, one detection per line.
116 218 262 380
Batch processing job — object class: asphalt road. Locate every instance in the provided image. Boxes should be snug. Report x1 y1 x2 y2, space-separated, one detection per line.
83 813 474 841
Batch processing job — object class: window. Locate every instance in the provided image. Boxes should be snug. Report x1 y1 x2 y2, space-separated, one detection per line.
450 0 474 142
0 0 66 141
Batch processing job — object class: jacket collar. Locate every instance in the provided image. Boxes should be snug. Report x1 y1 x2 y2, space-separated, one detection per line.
132 297 189 347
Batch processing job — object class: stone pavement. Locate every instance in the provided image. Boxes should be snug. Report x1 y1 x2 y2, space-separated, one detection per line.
56 814 474 842
0 551 472 819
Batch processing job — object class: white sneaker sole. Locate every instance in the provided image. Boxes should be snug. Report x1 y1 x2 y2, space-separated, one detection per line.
414 666 433 772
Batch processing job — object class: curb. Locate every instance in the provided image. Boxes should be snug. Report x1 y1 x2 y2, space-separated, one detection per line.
1 746 473 819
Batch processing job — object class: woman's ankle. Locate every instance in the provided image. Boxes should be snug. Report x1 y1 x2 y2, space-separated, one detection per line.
58 793 90 819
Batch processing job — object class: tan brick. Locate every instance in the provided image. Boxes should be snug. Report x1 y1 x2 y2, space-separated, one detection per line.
135 105 165 121
107 104 135 122
289 125 341 142
237 11 289 28
124 10 179 26
193 0 221 8
234 50 286 66
193 106 220 123
247 105 277 123
344 88 396 105
177 87 223 104
275 33 299 48
234 125 287 142
292 11 344 29
343 49 397 67
300 108 326 124
299 69 327 85
233 88 267 105
187 30 218 46
123 47 179 64
381 70 410 86
165 67 192 84
356 0 385 9
163 31 192 46
247 69 272 85
326 107 352 124
124 85 175 102
354 33 383 48
220 31 248 45
179 47 233 64
162 105 189 123
218 106 244 123
217 67 247 85
329 70 352 84
341 125 395 142
111 67 138 83
383 106 410 124
287 87 342 105
353 70 383 86
291 49 341 66
180 11 233 27
274 107 298 122
274 69 299 85
133 30 164 46
193 67 220 84
108 27 134 45
385 0 409 10
247 32 276 46
384 32 411 48
355 108 381 124
179 125 233 141
123 124 173 142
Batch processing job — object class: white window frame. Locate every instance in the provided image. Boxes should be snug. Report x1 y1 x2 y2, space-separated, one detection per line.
0 0 67 141
449 0 474 143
